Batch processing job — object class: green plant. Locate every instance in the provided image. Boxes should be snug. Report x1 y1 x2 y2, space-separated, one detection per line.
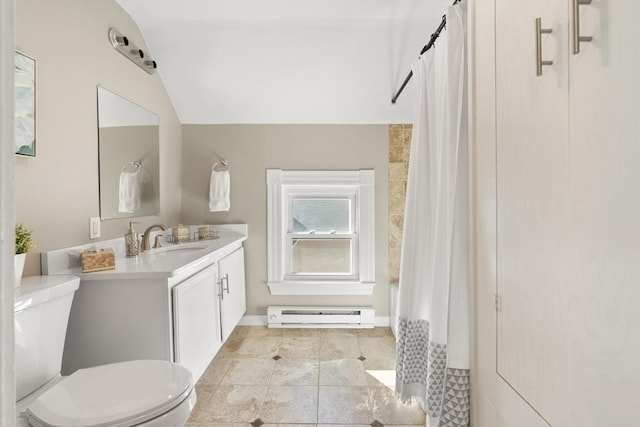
15 224 34 254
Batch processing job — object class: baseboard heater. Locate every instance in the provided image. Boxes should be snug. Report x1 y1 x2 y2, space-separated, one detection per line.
267 306 375 328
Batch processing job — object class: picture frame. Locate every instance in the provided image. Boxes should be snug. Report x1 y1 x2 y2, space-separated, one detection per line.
15 51 35 157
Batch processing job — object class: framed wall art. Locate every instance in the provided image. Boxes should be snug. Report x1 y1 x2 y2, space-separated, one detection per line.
15 51 35 156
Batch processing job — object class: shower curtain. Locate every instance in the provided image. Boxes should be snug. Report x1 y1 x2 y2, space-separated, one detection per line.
395 4 469 427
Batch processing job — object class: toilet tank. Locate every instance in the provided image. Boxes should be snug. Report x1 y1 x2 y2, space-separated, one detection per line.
15 276 79 401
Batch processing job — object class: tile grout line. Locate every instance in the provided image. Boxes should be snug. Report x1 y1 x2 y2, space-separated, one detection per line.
257 339 279 423
357 334 377 425
316 334 322 425
256 335 285 424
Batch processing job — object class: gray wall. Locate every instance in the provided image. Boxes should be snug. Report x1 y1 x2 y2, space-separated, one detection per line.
182 125 390 317
15 0 182 275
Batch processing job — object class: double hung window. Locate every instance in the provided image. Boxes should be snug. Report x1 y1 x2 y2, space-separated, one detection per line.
267 170 375 295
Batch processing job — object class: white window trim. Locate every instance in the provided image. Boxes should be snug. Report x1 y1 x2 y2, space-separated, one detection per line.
267 169 375 296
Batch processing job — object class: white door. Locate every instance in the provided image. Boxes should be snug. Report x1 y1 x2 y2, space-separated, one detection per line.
219 247 246 341
495 1 569 424
173 264 222 383
565 1 640 425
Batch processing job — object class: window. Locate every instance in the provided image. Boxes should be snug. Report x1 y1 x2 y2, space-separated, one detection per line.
267 169 375 295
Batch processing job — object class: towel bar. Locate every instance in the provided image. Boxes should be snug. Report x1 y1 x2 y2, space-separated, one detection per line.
212 159 230 172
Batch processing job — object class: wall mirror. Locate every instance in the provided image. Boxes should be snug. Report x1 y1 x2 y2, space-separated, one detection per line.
97 87 159 220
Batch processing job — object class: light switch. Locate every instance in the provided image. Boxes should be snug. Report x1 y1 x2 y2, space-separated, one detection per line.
90 217 101 239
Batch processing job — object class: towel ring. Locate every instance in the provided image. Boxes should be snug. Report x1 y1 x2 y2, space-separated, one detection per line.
122 160 142 173
212 159 230 172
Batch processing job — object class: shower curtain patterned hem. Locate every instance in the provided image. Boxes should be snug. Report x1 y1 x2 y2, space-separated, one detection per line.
396 318 470 426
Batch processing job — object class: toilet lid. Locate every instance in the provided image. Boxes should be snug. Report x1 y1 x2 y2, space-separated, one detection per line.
26 360 193 427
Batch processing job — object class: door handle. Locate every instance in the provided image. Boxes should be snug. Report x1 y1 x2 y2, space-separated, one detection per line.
218 276 225 300
222 274 230 294
535 18 553 76
572 0 593 54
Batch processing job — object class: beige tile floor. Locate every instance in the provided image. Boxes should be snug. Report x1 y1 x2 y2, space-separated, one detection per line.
187 326 425 427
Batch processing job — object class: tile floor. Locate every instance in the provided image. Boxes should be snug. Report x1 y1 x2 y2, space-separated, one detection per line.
187 326 425 427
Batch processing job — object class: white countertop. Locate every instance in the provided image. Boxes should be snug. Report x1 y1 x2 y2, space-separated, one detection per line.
41 224 247 280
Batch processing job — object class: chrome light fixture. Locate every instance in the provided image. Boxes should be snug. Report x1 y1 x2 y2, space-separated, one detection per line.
108 28 157 75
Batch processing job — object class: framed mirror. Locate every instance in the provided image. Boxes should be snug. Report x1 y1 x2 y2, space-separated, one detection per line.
97 87 159 220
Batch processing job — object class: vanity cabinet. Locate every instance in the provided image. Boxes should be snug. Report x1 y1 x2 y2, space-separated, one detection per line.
172 264 222 383
218 247 246 341
46 227 248 383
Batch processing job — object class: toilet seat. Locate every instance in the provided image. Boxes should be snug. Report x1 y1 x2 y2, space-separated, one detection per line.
25 360 194 427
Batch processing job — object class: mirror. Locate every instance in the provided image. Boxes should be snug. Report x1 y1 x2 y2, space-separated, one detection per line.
97 87 159 220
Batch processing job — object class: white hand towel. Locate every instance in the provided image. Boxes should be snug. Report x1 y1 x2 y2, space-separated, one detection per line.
209 170 230 212
119 171 141 213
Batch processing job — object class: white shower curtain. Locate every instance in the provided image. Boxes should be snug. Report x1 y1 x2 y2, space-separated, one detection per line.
395 4 469 427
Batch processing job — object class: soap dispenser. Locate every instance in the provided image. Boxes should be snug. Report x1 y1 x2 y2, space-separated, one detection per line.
125 222 140 258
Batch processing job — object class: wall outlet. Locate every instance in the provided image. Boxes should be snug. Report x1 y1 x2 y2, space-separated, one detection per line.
90 217 101 239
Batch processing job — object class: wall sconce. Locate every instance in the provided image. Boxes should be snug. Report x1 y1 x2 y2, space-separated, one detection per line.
108 28 157 75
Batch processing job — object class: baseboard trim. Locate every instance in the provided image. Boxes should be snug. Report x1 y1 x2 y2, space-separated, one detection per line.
374 316 390 327
239 315 390 328
238 315 267 326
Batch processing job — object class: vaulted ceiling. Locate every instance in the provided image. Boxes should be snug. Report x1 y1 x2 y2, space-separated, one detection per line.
116 0 452 124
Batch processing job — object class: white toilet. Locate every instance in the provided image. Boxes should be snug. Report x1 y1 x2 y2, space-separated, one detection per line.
15 275 197 427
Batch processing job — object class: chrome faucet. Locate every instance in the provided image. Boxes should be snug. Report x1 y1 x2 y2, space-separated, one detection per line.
141 224 167 252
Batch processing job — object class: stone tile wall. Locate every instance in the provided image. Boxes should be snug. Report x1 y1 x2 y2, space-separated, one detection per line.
388 124 412 282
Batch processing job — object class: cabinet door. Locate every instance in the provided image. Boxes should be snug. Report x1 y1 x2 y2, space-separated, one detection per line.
219 247 246 341
566 2 640 425
173 264 222 383
495 1 569 424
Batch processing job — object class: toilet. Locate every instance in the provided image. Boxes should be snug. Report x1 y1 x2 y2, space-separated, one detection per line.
15 275 197 427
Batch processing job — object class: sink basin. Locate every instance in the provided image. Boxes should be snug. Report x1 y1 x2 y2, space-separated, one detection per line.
154 245 209 255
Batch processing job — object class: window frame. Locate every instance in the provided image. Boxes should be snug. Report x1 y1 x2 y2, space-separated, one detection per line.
267 169 375 296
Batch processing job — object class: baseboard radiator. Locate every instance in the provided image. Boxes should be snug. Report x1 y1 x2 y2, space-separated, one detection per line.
267 306 375 328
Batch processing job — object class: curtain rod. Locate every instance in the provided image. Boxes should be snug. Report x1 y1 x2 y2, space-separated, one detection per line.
391 0 462 104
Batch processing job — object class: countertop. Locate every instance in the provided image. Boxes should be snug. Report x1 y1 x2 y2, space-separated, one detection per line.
41 224 248 280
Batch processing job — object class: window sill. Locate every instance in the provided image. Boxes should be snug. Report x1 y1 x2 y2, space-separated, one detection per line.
267 281 375 296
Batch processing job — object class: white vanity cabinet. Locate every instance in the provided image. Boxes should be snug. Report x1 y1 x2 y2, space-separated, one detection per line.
218 247 246 341
172 264 222 383
43 225 248 383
